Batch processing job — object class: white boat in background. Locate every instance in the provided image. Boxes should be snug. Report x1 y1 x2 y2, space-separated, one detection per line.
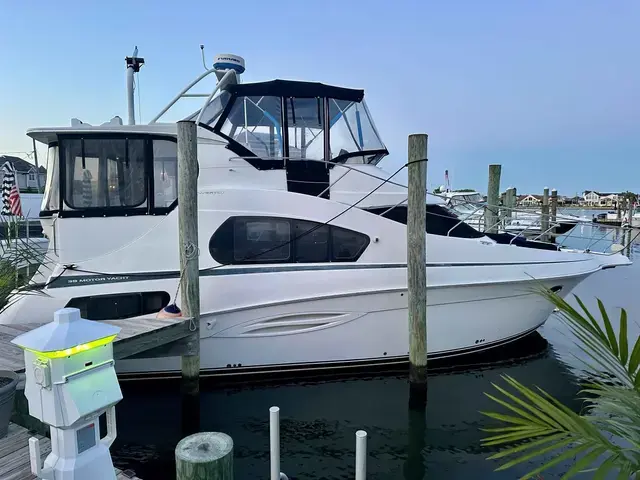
0 50 630 379
442 190 587 237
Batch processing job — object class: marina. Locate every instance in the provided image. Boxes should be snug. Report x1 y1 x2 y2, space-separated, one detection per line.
0 3 638 479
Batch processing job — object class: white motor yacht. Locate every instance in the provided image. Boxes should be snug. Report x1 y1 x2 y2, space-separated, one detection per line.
442 190 586 237
0 52 630 379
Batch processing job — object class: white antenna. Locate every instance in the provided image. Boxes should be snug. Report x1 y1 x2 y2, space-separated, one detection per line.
200 44 208 71
125 47 145 126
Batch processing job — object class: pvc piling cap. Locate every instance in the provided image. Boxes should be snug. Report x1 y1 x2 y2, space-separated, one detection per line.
11 307 121 352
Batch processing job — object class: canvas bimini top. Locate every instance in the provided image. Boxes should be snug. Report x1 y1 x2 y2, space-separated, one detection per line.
186 78 388 170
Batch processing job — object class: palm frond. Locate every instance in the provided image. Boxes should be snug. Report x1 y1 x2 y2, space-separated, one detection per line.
481 287 640 478
538 288 636 388
481 376 637 479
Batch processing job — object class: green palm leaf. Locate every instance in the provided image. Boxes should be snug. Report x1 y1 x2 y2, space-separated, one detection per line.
481 288 640 478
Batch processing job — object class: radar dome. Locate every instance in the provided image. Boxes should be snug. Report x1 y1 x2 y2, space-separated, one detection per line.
213 54 246 74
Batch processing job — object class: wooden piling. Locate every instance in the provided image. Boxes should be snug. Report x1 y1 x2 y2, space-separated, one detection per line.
550 188 558 234
177 120 201 434
504 187 514 220
485 165 501 233
176 432 233 480
407 134 428 407
540 187 550 241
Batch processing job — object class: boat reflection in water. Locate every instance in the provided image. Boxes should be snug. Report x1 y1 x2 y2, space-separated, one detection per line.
111 332 581 479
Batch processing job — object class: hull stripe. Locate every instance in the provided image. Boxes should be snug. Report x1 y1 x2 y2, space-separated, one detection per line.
47 259 589 289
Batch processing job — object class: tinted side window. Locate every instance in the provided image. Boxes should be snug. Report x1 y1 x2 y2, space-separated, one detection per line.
331 227 369 261
209 217 370 264
233 218 291 262
66 291 170 321
294 220 329 262
363 205 483 239
426 205 484 238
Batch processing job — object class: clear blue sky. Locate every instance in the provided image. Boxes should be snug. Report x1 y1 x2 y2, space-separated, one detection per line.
0 0 638 195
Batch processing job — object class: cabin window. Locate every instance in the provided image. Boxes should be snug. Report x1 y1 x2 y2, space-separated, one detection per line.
331 227 369 260
234 218 291 262
220 96 283 159
65 291 170 321
153 139 178 208
294 220 329 262
63 138 147 209
209 216 370 264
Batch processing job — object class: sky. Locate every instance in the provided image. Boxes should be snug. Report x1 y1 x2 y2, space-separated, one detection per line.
0 0 638 195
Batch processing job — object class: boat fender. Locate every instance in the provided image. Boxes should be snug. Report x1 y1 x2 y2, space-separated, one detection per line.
156 303 183 319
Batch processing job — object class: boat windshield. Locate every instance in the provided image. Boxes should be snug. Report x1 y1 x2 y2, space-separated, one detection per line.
184 90 231 126
189 80 388 168
449 193 485 207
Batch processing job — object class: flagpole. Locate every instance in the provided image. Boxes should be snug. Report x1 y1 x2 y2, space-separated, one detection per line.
32 138 42 193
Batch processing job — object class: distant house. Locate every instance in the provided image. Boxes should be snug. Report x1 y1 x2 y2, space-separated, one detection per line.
583 191 620 207
517 194 543 207
0 155 46 191
565 195 583 205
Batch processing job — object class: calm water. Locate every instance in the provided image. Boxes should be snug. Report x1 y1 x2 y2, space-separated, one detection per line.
111 213 640 479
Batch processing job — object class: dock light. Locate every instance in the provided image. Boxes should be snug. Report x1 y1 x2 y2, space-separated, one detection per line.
12 308 123 480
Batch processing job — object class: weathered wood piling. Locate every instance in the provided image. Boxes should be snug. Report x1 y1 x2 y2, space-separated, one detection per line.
175 432 234 480
407 134 428 407
540 187 550 241
503 187 514 220
550 188 558 236
485 165 501 233
177 120 201 434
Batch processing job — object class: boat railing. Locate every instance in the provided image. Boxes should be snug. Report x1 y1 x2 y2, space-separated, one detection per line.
223 156 636 254
150 68 238 125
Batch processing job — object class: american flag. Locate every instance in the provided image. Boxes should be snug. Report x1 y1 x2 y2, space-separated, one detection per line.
1 161 23 217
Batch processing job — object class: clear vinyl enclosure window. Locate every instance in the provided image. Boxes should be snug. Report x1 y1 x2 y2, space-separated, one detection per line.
220 96 283 159
63 138 147 209
48 135 178 215
153 139 178 208
286 98 324 161
42 144 60 211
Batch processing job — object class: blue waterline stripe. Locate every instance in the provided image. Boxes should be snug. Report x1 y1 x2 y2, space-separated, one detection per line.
46 259 587 289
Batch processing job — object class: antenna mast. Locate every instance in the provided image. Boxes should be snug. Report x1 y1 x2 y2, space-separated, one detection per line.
125 47 145 126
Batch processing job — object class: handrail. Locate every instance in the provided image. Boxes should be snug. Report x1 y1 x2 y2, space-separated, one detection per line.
150 68 224 124
221 156 634 254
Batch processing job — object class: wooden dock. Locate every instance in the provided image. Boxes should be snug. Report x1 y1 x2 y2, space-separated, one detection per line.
0 315 192 372
0 422 141 480
0 314 193 479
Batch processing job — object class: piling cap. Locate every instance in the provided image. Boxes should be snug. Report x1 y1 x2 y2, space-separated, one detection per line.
11 307 121 353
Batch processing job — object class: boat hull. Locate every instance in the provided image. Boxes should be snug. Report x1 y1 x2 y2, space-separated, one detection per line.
114 273 583 378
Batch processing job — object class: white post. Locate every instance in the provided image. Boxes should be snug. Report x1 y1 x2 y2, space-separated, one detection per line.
126 61 136 126
270 406 281 480
355 430 367 480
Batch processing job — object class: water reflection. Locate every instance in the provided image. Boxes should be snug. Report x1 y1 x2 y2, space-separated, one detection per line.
112 333 581 479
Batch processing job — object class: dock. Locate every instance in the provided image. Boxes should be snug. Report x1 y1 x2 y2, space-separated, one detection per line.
0 314 192 479
0 315 192 372
0 422 141 479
